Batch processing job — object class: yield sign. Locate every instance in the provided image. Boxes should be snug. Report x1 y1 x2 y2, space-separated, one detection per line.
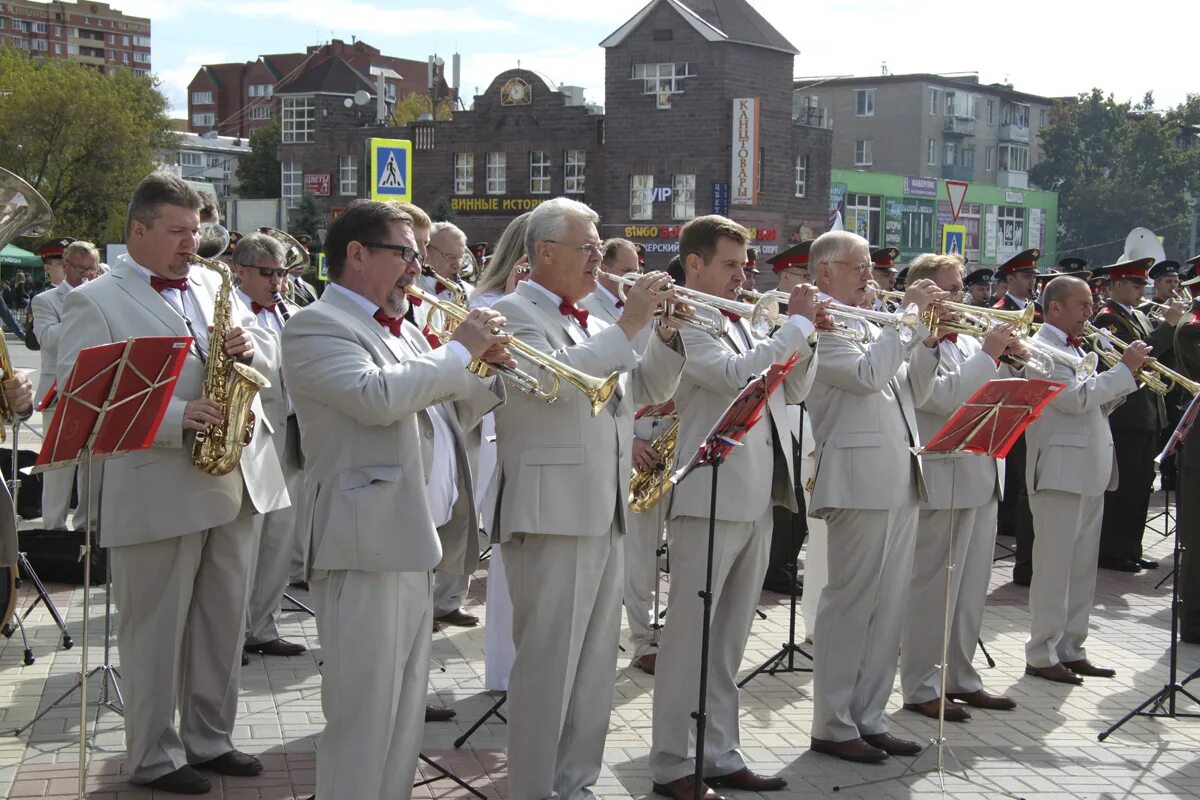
945 180 969 222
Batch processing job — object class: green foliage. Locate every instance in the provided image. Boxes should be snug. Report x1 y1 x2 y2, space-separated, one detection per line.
390 92 454 125
236 117 281 199
0 47 177 246
289 192 325 241
1032 89 1199 263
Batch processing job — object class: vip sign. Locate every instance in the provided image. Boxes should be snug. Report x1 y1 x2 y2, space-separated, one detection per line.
651 187 673 202
731 98 760 206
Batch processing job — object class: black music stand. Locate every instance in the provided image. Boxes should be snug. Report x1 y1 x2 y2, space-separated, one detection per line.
833 377 1063 799
12 337 189 799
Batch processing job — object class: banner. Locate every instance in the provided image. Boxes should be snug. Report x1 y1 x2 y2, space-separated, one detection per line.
731 98 759 205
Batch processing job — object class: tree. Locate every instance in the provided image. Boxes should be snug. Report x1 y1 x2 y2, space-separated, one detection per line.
390 92 454 125
236 117 281 199
290 192 325 240
0 47 177 245
1031 89 1198 263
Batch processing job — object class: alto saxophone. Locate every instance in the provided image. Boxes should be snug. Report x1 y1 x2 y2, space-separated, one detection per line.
189 254 271 476
628 415 680 513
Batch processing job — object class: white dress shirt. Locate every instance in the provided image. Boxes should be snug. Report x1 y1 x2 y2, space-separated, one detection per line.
128 255 210 355
525 279 590 336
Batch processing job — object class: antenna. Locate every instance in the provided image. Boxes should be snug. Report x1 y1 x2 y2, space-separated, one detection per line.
881 60 888 76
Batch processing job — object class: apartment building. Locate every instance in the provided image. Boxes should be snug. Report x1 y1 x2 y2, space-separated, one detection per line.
0 0 150 76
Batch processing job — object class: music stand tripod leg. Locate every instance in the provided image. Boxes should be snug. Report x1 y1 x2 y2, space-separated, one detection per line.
282 592 315 616
414 753 486 799
16 552 74 648
452 692 507 749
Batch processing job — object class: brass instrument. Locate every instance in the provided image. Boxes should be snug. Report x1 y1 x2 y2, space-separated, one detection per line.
189 254 272 475
0 168 54 443
407 285 620 416
256 226 312 307
197 222 230 259
594 269 729 335
1145 291 1191 322
735 287 867 341
628 414 679 513
422 266 468 306
1085 322 1199 396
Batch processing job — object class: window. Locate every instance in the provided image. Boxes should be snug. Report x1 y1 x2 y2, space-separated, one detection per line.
33 39 46 51
67 43 78 54
929 89 939 116
854 139 873 166
529 151 551 194
943 141 957 165
564 150 585 194
855 88 875 116
900 204 934 250
31 21 46 33
339 154 358 196
844 193 882 247
962 144 976 169
133 51 148 63
248 105 271 120
453 152 473 195
927 138 936 165
986 99 995 125
1001 102 1029 128
248 83 273 98
281 161 301 209
672 174 695 220
133 68 147 77
206 154 224 169
122 35 129 46
281 96 315 143
997 206 1024 255
631 62 695 108
55 25 62 35
630 175 653 221
794 154 808 197
959 203 982 260
53 43 61 54
1039 108 1047 126
134 35 150 47
191 113 215 127
985 147 995 171
191 91 213 105
998 144 1028 172
485 152 505 194
179 151 202 168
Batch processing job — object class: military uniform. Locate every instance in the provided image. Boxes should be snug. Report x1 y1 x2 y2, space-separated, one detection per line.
1173 274 1200 643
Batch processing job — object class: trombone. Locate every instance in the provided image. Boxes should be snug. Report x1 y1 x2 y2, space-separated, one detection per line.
406 285 620 415
593 269 730 335
1084 323 1199 396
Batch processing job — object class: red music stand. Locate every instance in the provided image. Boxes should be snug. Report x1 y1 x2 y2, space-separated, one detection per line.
23 336 189 799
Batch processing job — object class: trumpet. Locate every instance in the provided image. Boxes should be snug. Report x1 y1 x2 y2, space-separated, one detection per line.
407 285 620 415
1084 323 1199 395
1144 291 1191 322
878 289 1038 338
737 287 920 343
592 269 731 335
1013 332 1099 380
733 287 865 340
422 266 469 306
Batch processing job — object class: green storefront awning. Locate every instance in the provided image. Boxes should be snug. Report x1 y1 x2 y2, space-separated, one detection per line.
0 243 40 269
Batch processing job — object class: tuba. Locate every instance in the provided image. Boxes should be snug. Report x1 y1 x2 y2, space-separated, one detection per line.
257 227 312 306
188 254 272 475
0 168 54 443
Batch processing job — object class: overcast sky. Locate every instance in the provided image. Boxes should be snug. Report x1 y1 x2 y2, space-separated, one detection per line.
125 0 1194 118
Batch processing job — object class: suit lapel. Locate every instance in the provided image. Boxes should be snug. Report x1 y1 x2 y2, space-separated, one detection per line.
111 258 190 336
322 289 408 364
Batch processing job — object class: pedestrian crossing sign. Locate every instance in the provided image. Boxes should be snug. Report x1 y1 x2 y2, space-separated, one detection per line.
316 252 328 282
368 138 412 201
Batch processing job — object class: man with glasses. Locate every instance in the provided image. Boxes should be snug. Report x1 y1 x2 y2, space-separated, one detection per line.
425 221 472 299
491 197 684 800
32 240 100 531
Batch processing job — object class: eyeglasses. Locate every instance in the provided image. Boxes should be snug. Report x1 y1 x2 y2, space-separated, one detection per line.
831 259 873 272
360 241 423 266
513 265 531 276
545 240 603 259
240 265 288 278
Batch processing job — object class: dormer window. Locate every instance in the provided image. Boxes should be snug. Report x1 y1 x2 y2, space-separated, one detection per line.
631 62 695 109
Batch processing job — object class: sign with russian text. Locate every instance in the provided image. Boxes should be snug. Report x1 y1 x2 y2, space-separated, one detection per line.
731 98 759 206
450 196 559 215
368 138 412 201
303 173 331 197
904 176 938 197
712 181 730 216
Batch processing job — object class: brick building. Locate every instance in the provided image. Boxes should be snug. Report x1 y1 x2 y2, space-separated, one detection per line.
187 38 453 140
0 0 150 75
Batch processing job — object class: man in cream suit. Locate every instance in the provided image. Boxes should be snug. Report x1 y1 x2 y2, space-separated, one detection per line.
233 233 307 658
649 216 819 800
282 200 507 800
901 253 1019 721
1023 276 1147 684
583 237 672 674
31 240 99 530
491 197 685 800
56 173 289 795
805 230 944 764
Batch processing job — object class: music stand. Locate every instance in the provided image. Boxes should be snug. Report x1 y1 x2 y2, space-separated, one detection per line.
833 377 1062 798
15 337 189 799
672 355 800 800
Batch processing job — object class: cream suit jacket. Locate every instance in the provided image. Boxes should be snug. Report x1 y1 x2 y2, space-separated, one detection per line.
489 280 685 540
806 320 932 517
31 281 69 405
908 338 1004 510
281 288 502 574
581 287 660 441
667 318 815 522
56 255 289 547
1023 325 1137 497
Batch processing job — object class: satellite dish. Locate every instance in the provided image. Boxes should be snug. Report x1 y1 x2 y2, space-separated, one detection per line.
1121 227 1166 263
354 89 371 106
343 98 353 108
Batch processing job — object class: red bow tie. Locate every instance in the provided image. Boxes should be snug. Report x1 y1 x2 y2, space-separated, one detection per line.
421 324 442 349
615 299 624 309
151 275 188 293
559 300 589 327
251 302 276 315
435 281 449 295
373 309 404 337
1067 335 1085 348
940 332 958 344
720 309 741 323
407 294 422 307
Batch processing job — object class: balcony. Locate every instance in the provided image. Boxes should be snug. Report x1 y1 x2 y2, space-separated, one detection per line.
943 116 976 136
941 164 974 181
997 170 1028 189
793 106 832 129
999 123 1030 143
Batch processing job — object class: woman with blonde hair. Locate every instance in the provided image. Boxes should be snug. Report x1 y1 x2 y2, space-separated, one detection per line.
471 212 532 309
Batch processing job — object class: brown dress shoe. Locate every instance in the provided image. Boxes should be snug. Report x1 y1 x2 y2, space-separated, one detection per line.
862 732 922 756
141 765 212 794
652 774 725 800
635 653 657 675
425 704 457 722
1025 663 1084 685
436 608 480 627
192 750 263 776
705 767 787 791
903 698 971 722
1063 658 1116 678
810 737 888 763
244 638 306 657
947 688 1017 710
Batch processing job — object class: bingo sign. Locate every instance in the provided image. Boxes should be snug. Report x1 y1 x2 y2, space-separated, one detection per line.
368 138 412 201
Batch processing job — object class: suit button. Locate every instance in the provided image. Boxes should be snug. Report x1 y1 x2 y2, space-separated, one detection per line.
424 429 433 439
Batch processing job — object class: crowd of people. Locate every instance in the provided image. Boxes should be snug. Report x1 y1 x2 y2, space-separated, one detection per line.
3 169 1198 800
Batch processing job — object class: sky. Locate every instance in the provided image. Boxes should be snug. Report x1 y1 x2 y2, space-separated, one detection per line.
121 0 1195 118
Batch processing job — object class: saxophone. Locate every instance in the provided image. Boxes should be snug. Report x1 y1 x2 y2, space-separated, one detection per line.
189 254 272 476
628 415 680 514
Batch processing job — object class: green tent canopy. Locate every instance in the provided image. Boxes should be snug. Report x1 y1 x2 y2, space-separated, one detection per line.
0 243 40 269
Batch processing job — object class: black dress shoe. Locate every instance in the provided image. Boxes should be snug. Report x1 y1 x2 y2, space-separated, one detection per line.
1012 571 1031 587
1138 558 1160 570
289 580 310 591
810 737 888 763
862 732 922 756
1025 663 1083 685
1098 557 1142 573
245 638 307 656
1063 658 1116 678
705 767 787 791
241 653 250 667
192 750 263 776
425 704 457 722
142 765 211 794
435 608 479 627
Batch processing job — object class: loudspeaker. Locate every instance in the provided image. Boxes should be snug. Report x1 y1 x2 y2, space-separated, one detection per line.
16 529 107 585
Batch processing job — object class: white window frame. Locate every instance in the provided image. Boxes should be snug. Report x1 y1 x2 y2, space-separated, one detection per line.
943 141 957 166
563 150 585 194
281 96 316 143
630 174 653 221
854 139 873 166
794 154 808 198
179 151 203 168
671 174 695 220
486 152 506 195
631 62 695 108
339 154 358 196
453 152 473 195
133 52 148 64
249 83 273 98
998 143 1028 173
855 88 875 117
281 161 301 209
927 138 936 166
191 91 213 105
985 146 996 171
529 151 551 194
191 113 214 127
248 105 271 120
929 89 939 116
986 99 995 125
845 193 883 247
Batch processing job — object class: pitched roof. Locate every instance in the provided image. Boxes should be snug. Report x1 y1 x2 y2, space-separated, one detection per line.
275 56 377 96
600 0 798 55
